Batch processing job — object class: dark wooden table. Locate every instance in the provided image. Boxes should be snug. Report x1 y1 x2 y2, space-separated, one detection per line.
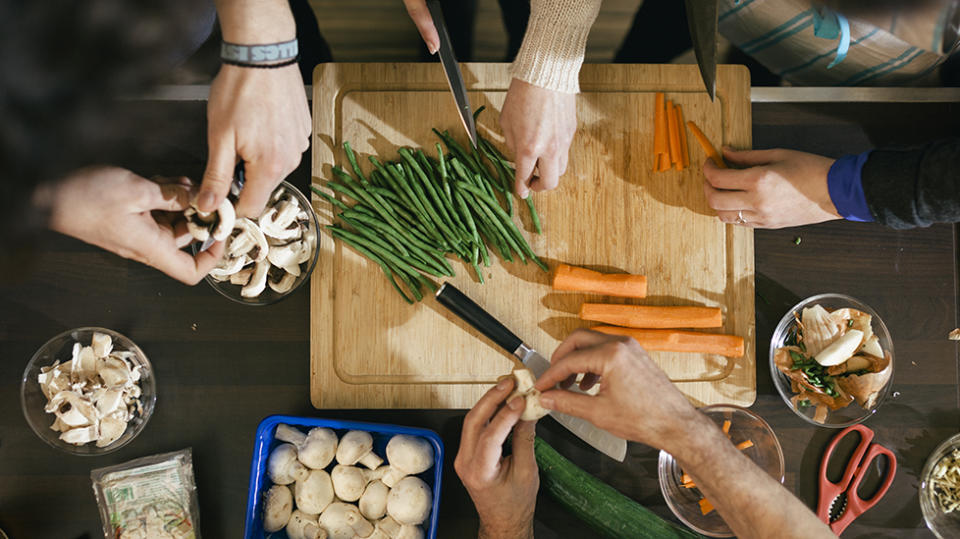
1 95 958 539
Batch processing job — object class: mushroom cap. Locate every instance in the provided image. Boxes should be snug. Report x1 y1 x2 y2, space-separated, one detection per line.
385 435 434 475
295 469 335 515
268 443 309 485
263 485 294 533
386 476 432 525
396 525 425 539
299 427 338 469
319 502 361 539
336 430 375 466
211 198 236 241
359 480 390 521
285 509 323 539
330 464 368 502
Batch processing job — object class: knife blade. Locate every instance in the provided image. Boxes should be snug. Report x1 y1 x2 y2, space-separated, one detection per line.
435 283 628 462
684 0 719 101
199 162 245 252
426 0 478 148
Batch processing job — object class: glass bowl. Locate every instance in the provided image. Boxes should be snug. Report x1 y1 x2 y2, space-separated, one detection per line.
20 327 156 455
920 432 960 538
658 404 784 537
198 181 321 306
769 293 894 428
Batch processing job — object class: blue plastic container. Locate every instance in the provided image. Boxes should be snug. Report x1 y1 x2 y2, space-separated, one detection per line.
243 415 444 538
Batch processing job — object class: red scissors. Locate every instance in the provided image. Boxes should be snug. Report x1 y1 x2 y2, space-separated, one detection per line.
816 424 897 535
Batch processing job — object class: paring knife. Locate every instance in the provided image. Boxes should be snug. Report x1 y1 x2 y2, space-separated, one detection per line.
435 283 628 462
426 0 479 148
684 0 719 101
199 162 245 252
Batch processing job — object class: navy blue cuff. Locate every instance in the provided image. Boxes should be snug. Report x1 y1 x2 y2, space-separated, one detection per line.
827 151 874 222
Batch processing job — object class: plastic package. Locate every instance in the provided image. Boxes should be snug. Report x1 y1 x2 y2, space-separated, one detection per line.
91 448 201 539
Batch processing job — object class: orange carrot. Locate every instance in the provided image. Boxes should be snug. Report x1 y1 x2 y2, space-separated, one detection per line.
687 120 726 168
675 104 690 168
552 264 647 298
699 498 715 515
591 326 745 357
654 92 666 159
682 472 694 485
737 440 754 450
722 420 731 435
579 304 722 329
667 100 681 167
658 152 672 172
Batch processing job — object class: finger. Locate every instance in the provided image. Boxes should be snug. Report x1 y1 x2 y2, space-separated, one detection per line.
148 240 225 285
716 209 758 227
402 0 440 54
722 147 781 167
536 344 613 392
461 377 515 452
514 153 537 199
511 420 538 474
702 159 757 191
474 396 524 472
151 175 194 186
538 389 599 422
236 157 286 218
138 182 193 212
530 156 560 192
550 328 618 364
200 131 237 212
172 220 193 248
703 181 752 212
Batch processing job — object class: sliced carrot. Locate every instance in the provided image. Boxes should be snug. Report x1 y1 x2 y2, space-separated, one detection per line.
687 120 726 168
579 304 722 329
552 264 647 298
591 326 745 357
658 152 672 172
675 104 690 168
682 472 694 485
722 420 731 435
737 440 754 450
699 498 715 515
682 482 698 489
667 100 682 167
654 92 666 159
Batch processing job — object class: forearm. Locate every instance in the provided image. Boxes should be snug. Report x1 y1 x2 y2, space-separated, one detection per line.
214 0 295 42
671 415 833 539
478 521 534 539
510 0 603 93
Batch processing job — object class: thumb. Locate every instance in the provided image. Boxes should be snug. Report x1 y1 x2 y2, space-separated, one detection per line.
538 389 598 423
722 147 781 168
199 132 237 212
403 0 440 54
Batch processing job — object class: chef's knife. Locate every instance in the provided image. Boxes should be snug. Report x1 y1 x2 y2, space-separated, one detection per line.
199 162 245 252
426 0 479 148
436 283 628 462
684 0 719 101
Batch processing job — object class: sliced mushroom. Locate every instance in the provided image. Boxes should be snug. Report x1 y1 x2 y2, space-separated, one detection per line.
242 260 270 298
268 240 305 268
260 198 301 240
91 332 113 358
229 267 255 286
97 414 127 447
269 271 297 294
185 198 236 242
209 255 249 280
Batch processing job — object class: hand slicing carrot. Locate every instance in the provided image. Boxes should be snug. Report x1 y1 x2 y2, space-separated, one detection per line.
687 120 726 168
579 304 723 329
552 263 648 298
591 326 745 358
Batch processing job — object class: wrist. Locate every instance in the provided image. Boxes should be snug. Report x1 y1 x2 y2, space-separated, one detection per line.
657 409 726 464
215 0 295 43
478 520 534 539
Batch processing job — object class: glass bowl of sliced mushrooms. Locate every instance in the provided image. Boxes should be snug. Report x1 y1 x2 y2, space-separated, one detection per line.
20 327 156 455
921 432 960 538
769 293 894 427
192 180 320 306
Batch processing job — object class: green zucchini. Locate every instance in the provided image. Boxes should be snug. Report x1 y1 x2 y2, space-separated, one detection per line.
534 437 702 539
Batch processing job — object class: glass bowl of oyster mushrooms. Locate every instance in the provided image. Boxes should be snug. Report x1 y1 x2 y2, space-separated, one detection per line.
191 181 320 306
21 327 156 455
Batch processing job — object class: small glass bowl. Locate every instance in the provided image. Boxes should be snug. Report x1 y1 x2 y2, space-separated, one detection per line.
920 432 960 538
769 293 894 428
658 404 784 537
198 181 320 306
20 327 156 455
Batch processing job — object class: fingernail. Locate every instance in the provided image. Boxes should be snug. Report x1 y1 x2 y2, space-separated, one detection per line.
496 379 510 390
430 42 439 55
539 394 554 409
508 396 523 410
198 191 216 211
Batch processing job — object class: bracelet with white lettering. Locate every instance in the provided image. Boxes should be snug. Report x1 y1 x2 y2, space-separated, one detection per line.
221 38 298 65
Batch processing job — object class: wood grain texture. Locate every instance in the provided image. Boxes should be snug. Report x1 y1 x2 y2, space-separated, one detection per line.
311 63 755 409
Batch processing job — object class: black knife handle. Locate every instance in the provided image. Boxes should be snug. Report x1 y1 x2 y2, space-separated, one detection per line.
436 283 523 353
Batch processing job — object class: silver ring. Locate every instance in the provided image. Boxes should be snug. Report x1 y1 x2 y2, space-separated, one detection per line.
736 210 746 224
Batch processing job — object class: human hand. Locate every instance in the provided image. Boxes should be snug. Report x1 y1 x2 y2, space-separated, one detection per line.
402 0 440 54
500 78 577 198
702 148 840 228
534 330 700 456
455 377 538 539
200 63 310 218
45 166 224 284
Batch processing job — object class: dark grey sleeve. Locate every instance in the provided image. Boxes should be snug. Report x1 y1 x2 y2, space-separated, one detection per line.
861 138 960 229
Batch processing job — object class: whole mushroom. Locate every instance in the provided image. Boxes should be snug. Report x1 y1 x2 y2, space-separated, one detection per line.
382 435 434 487
275 425 339 470
319 502 374 539
336 430 384 470
386 476 432 526
295 469 335 515
268 443 310 485
286 509 327 539
263 484 294 533
331 464 370 502
359 480 390 521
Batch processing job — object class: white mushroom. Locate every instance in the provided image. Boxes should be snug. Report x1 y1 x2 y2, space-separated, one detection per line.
376 516 402 537
386 476 432 526
91 332 113 358
269 271 297 294
286 509 327 539
382 435 434 487
263 484 294 533
268 443 310 485
229 267 254 285
319 502 373 539
300 428 340 469
508 368 549 421
60 424 99 445
260 198 302 240
295 469 335 515
396 525 424 539
209 255 249 280
242 260 270 298
185 198 236 243
228 218 269 262
97 414 126 447
210 198 236 241
268 240 305 268
337 430 384 470
331 464 371 502
375 516 423 539
359 480 389 521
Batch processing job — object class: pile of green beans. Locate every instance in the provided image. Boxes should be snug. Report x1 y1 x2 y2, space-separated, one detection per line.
312 120 546 303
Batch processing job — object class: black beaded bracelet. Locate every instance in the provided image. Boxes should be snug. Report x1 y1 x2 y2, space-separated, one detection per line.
222 55 299 69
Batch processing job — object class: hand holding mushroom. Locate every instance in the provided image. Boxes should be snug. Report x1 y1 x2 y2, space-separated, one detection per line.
454 377 538 539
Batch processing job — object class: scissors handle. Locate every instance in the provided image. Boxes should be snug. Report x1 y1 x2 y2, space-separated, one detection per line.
831 443 896 534
816 425 874 521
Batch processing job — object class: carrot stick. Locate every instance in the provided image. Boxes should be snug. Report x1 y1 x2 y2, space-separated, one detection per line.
658 152 672 172
654 92 666 159
699 498 715 515
737 440 754 450
667 100 681 167
722 420 731 435
687 120 726 168
675 104 690 168
579 304 722 329
682 472 693 485
552 264 647 298
591 326 745 357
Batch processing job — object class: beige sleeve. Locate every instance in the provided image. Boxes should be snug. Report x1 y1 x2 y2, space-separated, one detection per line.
509 0 603 94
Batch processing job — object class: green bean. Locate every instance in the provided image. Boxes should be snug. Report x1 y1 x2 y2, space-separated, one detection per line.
398 148 465 247
343 141 369 185
330 226 447 278
525 196 542 234
329 228 412 302
458 182 547 270
311 186 351 212
452 189 481 246
340 214 410 257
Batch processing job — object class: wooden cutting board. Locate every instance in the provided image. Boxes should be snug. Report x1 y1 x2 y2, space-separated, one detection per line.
311 63 754 409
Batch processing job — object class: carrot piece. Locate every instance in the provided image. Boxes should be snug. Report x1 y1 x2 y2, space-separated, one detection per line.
699 498 715 515
722 420 731 435
667 100 681 166
579 304 722 329
654 92 666 159
687 120 726 168
682 472 694 484
737 440 754 450
590 326 745 357
675 104 690 168
552 264 647 298
682 482 698 489
658 152 672 172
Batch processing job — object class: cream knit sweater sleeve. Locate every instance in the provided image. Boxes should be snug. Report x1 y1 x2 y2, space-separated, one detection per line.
509 0 603 94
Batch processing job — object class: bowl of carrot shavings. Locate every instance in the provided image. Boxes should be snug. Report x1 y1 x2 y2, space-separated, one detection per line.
770 294 894 427
658 404 784 537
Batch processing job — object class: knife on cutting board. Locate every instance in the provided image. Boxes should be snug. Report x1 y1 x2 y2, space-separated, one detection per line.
436 283 628 462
